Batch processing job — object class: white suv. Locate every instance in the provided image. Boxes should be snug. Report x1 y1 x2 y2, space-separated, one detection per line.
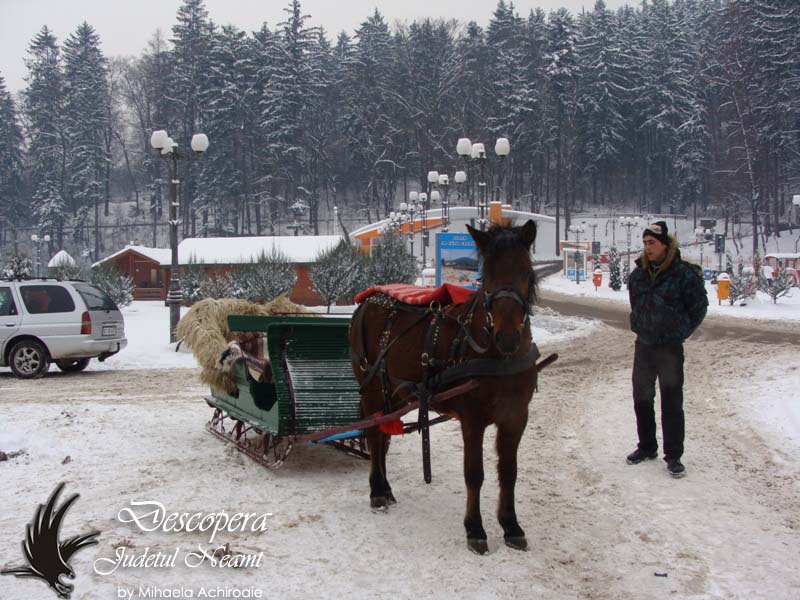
0 278 127 379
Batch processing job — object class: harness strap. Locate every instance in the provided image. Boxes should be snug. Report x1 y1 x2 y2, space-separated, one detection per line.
428 343 541 392
353 309 432 392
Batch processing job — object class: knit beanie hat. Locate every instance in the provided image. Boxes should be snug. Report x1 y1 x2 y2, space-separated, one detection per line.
642 221 669 246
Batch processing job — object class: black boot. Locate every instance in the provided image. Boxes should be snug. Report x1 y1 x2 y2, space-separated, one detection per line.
666 458 686 478
626 448 658 465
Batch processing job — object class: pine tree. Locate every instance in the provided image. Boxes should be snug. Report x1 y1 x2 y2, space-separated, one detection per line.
545 8 579 253
236 248 298 302
23 26 68 242
90 263 134 307
170 0 213 236
2 255 34 279
368 232 417 286
180 257 204 305
575 0 628 205
196 25 252 235
341 9 398 219
608 245 622 291
725 251 734 275
310 239 367 312
63 22 109 258
0 75 25 232
199 271 235 299
763 265 793 304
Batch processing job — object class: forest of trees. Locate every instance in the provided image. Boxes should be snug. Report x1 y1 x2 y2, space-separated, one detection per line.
0 0 798 260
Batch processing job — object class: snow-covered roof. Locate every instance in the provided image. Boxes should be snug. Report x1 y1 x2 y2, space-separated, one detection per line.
178 235 344 265
93 245 173 268
48 249 76 268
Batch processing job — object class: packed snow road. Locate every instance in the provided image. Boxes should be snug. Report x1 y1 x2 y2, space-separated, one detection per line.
0 312 798 599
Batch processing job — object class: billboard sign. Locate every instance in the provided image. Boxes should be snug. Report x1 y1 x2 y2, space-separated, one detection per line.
436 232 480 288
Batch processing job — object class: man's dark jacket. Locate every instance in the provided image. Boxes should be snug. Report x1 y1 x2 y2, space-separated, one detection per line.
628 237 708 345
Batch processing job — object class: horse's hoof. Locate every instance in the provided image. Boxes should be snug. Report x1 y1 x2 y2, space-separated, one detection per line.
370 497 389 512
467 538 489 555
385 492 397 505
504 536 528 551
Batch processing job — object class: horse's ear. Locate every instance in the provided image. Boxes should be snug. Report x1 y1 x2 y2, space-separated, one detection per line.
466 224 490 255
519 219 537 248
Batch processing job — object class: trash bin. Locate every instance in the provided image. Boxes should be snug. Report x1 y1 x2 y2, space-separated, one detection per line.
593 268 603 291
717 272 730 305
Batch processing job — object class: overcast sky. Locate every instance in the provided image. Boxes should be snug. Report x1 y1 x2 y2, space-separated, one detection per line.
1 0 635 92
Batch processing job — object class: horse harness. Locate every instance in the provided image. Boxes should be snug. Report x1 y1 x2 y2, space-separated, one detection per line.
349 286 541 483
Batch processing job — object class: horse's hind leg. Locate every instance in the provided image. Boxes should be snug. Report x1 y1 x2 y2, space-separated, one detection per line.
366 425 393 510
461 417 488 554
496 418 528 551
380 435 396 504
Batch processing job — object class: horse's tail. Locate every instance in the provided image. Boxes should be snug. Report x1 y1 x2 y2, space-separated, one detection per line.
535 353 558 372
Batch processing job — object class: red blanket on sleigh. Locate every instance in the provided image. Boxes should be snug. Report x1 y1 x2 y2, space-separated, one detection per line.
354 283 476 306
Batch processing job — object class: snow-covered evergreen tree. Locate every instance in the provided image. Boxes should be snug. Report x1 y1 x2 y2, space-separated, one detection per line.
236 248 297 302
199 271 236 299
728 261 757 306
180 258 204 305
725 251 734 275
0 75 26 230
608 246 622 291
310 239 367 312
170 0 213 236
367 232 417 286
63 22 109 257
763 265 793 304
23 26 68 241
575 0 628 204
196 24 255 235
90 263 134 307
2 255 34 279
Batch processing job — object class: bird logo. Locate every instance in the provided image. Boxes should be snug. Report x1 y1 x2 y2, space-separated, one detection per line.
1 482 100 599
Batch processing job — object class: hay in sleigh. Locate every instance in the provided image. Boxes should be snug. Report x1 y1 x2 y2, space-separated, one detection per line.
177 296 308 394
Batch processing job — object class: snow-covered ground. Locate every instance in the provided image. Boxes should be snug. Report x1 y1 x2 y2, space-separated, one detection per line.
1 298 799 599
540 271 800 322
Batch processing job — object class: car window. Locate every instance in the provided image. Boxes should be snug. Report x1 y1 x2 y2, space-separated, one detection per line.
0 287 17 316
20 285 76 314
73 283 119 311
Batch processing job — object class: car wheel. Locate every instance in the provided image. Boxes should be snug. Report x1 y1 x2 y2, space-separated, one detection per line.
9 340 50 379
55 358 91 373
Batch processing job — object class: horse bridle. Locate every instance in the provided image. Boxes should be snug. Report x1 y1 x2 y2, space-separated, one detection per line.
481 278 533 331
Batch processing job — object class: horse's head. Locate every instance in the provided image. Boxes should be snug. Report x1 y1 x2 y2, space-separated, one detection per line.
467 220 537 356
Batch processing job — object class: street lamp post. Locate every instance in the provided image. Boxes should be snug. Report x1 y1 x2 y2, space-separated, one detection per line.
30 234 51 278
438 173 451 232
620 216 639 285
457 137 511 230
407 191 418 261
568 223 586 284
150 129 209 344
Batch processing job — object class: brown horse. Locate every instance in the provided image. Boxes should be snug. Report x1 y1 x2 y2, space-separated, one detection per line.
350 220 555 554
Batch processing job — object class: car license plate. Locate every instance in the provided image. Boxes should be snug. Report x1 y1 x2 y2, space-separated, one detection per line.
102 325 115 336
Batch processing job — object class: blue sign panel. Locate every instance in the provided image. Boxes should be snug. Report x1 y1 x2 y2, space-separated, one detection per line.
436 232 480 289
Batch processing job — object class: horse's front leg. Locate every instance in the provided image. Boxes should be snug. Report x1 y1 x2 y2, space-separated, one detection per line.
461 417 487 554
496 412 528 550
366 425 393 510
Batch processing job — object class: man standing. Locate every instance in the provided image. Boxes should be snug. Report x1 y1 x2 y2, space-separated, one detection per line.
626 221 708 478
